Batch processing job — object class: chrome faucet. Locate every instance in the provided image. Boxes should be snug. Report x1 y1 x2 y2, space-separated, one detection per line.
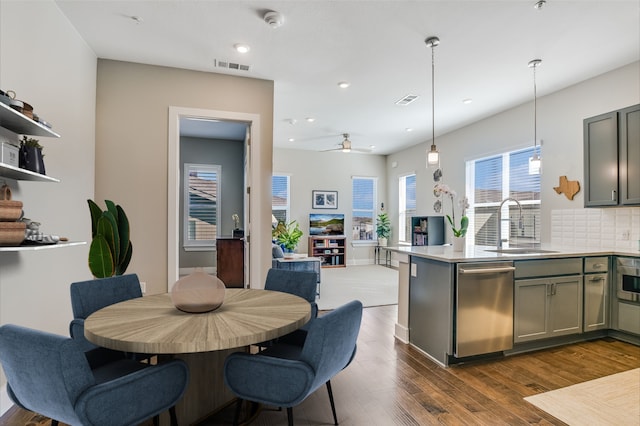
497 198 523 249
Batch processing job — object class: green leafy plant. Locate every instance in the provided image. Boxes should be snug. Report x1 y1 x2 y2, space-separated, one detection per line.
272 220 303 251
87 199 133 278
20 136 43 149
376 212 391 239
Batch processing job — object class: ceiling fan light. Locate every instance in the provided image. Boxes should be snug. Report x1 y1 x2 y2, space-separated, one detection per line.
342 147 351 153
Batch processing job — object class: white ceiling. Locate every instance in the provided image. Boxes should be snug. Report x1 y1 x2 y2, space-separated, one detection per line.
55 0 640 154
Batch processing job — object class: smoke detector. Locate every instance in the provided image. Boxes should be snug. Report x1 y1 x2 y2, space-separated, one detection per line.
264 11 284 28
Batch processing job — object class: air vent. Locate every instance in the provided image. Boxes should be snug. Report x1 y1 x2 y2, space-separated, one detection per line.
215 60 250 72
395 94 419 106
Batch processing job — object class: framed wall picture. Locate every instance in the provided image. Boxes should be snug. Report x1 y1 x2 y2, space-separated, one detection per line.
312 190 338 209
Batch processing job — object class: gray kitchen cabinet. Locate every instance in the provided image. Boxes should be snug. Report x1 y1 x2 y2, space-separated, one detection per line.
584 104 640 207
409 256 454 366
583 273 608 331
619 104 640 205
515 276 583 343
583 257 609 332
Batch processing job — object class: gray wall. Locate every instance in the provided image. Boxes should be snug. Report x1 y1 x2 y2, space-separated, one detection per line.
179 136 245 269
0 1 97 412
95 59 274 295
273 148 387 265
387 61 640 246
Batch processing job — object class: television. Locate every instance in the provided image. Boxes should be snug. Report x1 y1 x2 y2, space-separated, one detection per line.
309 213 345 236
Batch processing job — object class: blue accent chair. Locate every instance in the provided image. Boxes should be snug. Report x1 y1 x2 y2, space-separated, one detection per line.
0 324 189 426
261 268 319 348
69 273 145 365
224 300 363 426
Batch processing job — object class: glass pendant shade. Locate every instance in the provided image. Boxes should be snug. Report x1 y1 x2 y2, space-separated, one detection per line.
425 36 440 168
528 59 542 175
427 145 439 166
529 153 541 174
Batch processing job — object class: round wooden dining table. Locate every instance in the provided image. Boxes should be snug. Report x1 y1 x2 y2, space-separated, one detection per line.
85 288 311 425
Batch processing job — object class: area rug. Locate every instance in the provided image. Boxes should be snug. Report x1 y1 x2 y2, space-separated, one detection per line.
316 264 398 310
524 368 640 425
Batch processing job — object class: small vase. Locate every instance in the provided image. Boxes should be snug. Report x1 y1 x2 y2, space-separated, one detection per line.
452 236 466 252
19 146 46 174
171 269 226 313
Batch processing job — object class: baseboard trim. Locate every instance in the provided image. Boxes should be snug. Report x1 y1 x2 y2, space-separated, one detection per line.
394 323 409 343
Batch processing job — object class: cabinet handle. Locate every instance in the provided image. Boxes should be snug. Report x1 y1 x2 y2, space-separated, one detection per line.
612 190 617 201
588 276 604 282
592 263 604 269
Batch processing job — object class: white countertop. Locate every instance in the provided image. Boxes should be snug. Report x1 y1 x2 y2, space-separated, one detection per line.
385 244 640 263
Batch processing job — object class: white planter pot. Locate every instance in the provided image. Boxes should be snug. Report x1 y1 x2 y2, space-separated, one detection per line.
378 237 388 247
452 236 466 252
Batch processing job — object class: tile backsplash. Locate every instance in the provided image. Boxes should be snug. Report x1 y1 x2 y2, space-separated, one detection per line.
551 207 640 251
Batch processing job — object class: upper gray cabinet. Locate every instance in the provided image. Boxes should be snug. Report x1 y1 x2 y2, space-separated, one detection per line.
584 104 639 207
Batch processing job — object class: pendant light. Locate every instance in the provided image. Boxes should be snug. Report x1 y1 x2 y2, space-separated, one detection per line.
425 36 440 167
528 59 542 174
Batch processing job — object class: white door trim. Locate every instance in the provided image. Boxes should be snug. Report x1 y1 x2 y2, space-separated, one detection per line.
167 106 260 291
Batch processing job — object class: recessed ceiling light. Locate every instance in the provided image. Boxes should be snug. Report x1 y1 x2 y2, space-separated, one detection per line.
305 117 315 123
338 81 350 89
234 43 250 54
534 0 546 10
369 145 376 150
405 127 414 132
463 98 473 104
288 138 295 142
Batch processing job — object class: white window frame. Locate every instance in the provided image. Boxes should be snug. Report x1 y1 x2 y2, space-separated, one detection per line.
398 172 416 244
465 147 541 248
183 163 221 250
272 174 291 224
352 176 378 245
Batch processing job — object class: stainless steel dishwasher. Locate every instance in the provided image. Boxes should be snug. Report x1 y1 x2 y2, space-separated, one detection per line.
455 262 515 358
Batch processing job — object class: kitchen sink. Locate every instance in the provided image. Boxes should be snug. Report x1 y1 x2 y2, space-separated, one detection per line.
484 248 559 255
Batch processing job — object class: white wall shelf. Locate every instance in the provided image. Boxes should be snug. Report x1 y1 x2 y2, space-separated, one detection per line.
0 102 60 138
0 241 86 252
0 162 60 182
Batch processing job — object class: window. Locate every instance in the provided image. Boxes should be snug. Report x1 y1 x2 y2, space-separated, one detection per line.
398 173 416 243
352 176 377 242
183 163 221 249
272 174 290 224
466 147 541 247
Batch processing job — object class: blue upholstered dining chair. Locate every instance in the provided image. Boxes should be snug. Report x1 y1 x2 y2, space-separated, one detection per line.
261 268 319 348
69 273 145 364
0 324 189 426
224 300 363 426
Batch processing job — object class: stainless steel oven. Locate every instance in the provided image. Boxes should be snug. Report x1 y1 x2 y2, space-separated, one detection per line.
617 257 640 303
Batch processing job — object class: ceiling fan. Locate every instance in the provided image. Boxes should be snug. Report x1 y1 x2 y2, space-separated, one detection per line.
322 133 371 153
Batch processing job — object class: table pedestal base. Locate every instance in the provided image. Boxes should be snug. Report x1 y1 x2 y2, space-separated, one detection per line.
159 348 241 426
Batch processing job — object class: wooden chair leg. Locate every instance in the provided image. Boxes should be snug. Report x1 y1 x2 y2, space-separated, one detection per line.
326 380 338 425
152 414 159 426
51 421 59 426
233 398 243 426
286 407 293 426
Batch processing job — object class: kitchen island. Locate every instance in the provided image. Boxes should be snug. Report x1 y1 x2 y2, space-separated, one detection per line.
386 244 640 366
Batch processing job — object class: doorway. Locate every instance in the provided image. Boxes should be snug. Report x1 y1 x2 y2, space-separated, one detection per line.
168 106 259 291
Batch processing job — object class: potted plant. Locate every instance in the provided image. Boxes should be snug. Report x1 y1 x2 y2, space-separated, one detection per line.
87 199 133 278
272 220 303 254
19 136 46 174
376 212 391 246
434 183 469 251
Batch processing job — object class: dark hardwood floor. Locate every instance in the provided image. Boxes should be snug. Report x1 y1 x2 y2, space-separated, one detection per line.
2 305 639 425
